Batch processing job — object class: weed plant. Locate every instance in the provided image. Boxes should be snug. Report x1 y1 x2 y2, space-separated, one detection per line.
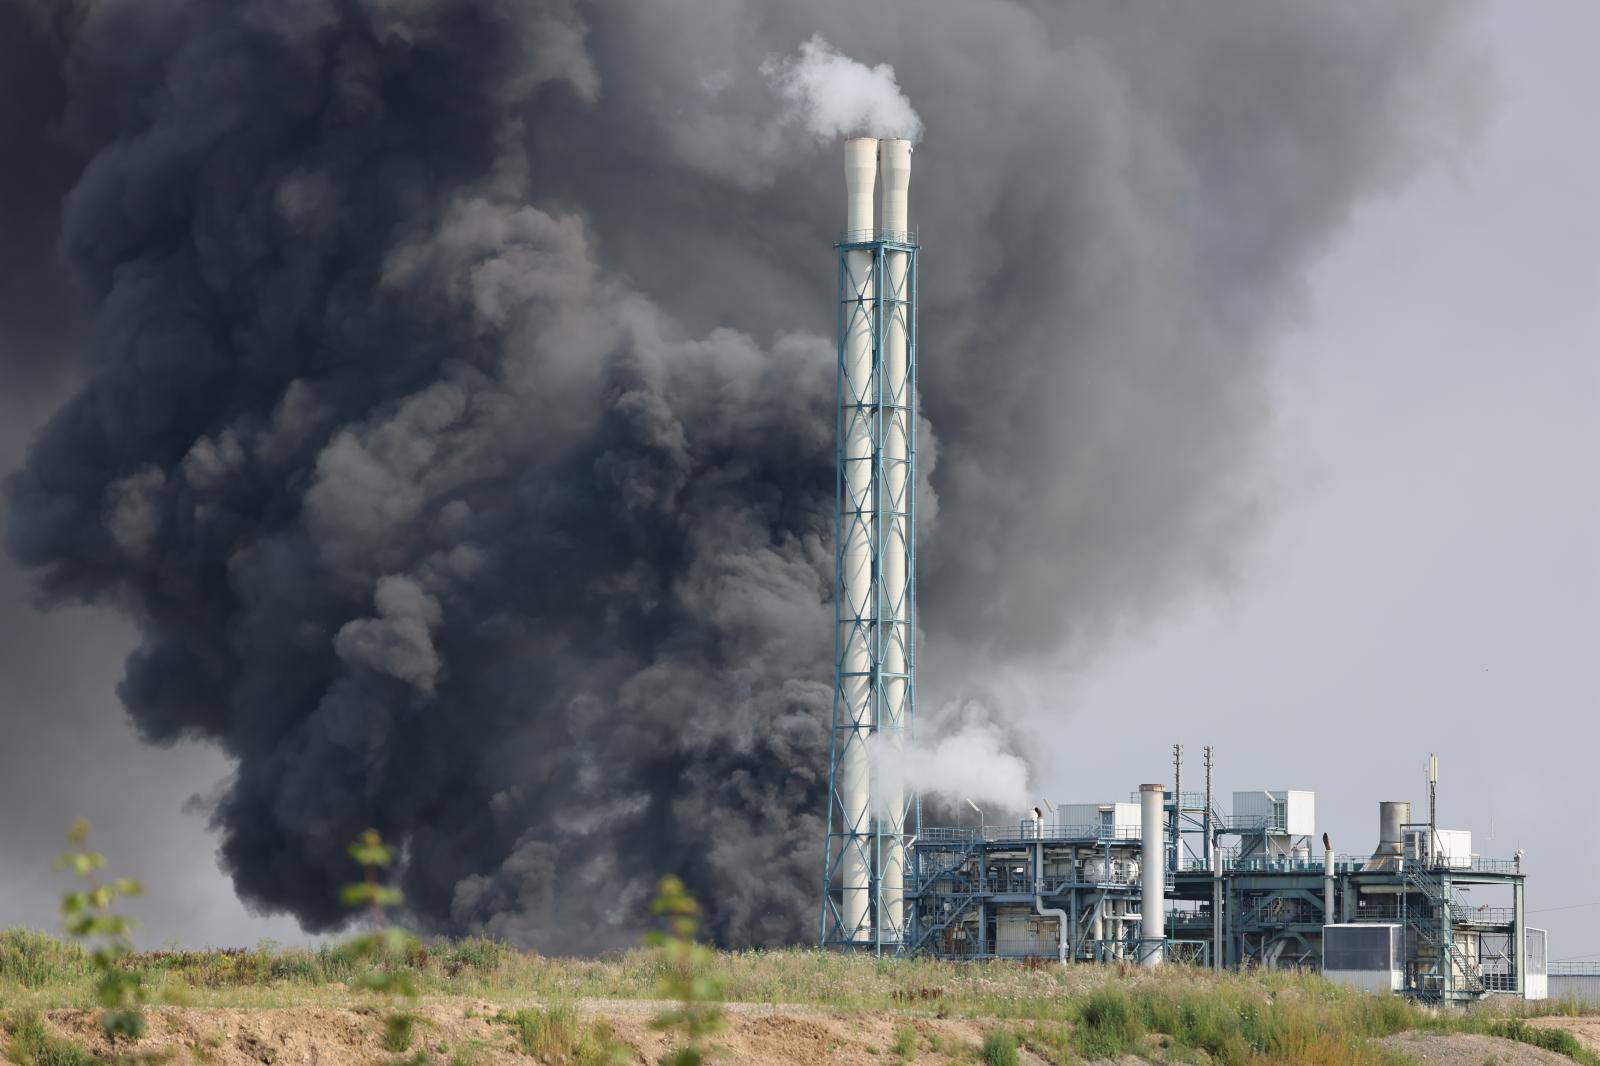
647 875 726 1066
981 1028 1020 1066
55 819 146 1047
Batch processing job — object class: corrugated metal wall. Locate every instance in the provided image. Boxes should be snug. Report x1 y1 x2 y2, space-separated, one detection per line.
1549 975 1600 1004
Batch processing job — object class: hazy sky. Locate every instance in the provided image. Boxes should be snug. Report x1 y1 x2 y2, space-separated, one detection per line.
1030 3 1600 960
1 1 1594 956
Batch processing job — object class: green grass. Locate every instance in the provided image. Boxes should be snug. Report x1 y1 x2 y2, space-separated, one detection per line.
494 1005 628 1065
6 928 1600 1065
1453 1017 1600 1066
981 1029 1020 1066
1074 986 1142 1059
498 1003 584 1058
0 930 87 990
383 1009 418 1052
3 1010 97 1066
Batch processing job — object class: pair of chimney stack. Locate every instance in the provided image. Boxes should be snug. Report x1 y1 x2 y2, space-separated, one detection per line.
844 137 912 242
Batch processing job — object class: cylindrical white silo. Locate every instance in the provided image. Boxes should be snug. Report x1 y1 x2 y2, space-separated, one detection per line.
877 137 913 939
838 135 879 943
1140 784 1166 966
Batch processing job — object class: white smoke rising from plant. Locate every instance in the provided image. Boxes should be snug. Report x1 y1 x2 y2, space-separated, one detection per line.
762 34 923 142
870 706 1032 818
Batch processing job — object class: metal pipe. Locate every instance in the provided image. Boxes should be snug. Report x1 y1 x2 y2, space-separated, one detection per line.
1323 832 1335 927
1140 783 1165 966
838 135 878 943
1035 840 1069 964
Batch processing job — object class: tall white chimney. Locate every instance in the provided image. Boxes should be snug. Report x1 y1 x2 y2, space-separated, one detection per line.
877 138 913 939
838 135 878 943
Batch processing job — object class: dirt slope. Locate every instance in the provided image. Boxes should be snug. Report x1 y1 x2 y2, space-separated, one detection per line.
1376 1029 1576 1066
26 1000 1020 1065
1532 1015 1600 1054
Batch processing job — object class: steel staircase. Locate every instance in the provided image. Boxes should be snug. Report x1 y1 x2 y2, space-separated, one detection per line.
1403 865 1485 999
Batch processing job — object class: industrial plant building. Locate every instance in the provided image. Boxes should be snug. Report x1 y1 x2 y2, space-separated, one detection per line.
903 748 1547 1004
812 138 1548 1004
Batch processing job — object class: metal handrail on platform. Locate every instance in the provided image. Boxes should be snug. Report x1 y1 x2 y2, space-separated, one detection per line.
836 228 919 246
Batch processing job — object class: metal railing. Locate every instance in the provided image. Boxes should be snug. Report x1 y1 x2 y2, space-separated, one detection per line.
1125 790 1209 808
1225 814 1290 832
1450 905 1516 926
1551 962 1600 976
919 823 1144 844
836 228 919 246
1174 850 1524 876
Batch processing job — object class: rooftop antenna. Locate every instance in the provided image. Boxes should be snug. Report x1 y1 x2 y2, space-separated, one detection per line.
1172 743 1183 874
1428 753 1438 827
1427 753 1439 863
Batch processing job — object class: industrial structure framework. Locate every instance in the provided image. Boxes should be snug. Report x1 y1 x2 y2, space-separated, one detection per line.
820 137 921 953
907 749 1547 1004
807 140 1545 999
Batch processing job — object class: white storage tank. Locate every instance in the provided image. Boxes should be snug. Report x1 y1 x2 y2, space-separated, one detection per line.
1323 924 1404 993
1080 856 1140 884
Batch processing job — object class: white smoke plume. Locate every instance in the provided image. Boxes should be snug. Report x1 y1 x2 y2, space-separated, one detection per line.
762 34 924 142
870 701 1032 819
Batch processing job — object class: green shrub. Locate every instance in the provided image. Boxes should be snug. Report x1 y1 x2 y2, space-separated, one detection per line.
889 1025 917 1058
1074 987 1142 1059
3 1010 97 1066
575 1019 631 1066
499 1004 583 1058
383 1011 418 1052
1486 1019 1600 1066
1021 1024 1079 1066
982 1029 1020 1066
0 929 85 988
438 937 505 974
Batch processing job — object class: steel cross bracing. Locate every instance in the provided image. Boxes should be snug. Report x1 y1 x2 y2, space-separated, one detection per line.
820 233 920 954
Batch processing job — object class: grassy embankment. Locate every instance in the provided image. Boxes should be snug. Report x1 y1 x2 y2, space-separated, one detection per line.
2 928 1596 1065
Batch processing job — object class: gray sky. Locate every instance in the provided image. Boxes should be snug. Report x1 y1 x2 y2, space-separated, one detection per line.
0 1 1594 954
1030 3 1600 961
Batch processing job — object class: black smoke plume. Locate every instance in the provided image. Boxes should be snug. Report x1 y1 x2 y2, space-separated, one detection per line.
3 0 1482 950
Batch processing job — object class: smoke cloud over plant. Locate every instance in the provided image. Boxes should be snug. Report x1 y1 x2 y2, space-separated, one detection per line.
2 0 1482 950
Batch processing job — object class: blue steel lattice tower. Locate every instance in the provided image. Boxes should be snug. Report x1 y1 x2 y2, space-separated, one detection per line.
820 137 919 953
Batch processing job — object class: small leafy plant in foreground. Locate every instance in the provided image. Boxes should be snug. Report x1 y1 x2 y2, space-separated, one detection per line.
648 875 725 1065
340 828 421 1052
56 818 146 1048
